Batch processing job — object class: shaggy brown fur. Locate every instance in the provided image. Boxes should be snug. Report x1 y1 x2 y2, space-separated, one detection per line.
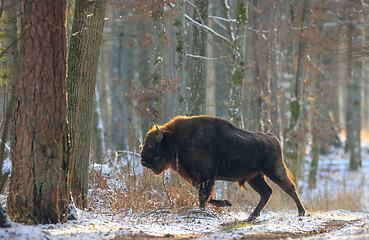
141 115 306 221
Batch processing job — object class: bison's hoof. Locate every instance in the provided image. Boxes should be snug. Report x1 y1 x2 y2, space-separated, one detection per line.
245 215 258 222
298 210 306 217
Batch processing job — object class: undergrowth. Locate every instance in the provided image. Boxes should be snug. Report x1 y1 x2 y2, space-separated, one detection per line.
87 145 368 217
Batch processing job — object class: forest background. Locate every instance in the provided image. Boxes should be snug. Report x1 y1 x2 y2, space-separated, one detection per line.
0 0 368 225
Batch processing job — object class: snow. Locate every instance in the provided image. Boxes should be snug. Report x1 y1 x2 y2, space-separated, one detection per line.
0 209 367 239
1 142 369 239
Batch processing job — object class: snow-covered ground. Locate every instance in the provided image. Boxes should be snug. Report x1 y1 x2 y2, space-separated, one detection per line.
0 209 367 239
0 145 369 239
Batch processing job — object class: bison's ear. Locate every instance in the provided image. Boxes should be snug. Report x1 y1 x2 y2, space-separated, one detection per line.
155 124 163 142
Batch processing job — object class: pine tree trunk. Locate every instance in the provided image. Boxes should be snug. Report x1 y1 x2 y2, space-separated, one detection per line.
8 0 70 224
189 0 208 116
67 0 108 208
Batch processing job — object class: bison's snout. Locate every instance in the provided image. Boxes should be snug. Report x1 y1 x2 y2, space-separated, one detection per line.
141 159 148 167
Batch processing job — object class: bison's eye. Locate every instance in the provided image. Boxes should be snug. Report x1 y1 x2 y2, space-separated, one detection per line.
148 142 156 149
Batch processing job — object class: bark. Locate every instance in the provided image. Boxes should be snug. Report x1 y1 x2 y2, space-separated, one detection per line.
151 0 165 122
67 0 108 208
92 86 105 163
174 0 188 116
346 21 362 170
280 0 294 147
284 0 309 182
4 0 18 102
189 0 208 116
137 20 152 137
8 0 70 224
96 3 113 151
257 0 270 132
243 1 257 131
206 5 216 117
250 0 262 132
1 0 19 228
228 0 247 128
268 1 280 138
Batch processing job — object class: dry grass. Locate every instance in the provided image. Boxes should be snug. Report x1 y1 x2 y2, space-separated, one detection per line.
87 145 368 216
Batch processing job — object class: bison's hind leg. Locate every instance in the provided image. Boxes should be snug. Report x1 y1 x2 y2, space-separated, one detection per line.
246 174 272 222
265 167 306 217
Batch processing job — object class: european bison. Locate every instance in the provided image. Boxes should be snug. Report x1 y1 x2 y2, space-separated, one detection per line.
140 115 306 221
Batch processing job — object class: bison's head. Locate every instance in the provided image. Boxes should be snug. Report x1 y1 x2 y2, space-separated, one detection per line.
141 125 171 175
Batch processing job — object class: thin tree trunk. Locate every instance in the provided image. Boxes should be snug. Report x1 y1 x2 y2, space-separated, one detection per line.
1 0 19 228
257 0 270 132
228 0 247 128
67 0 108 208
97 4 113 152
189 0 208 116
137 20 152 136
8 0 70 224
284 0 309 182
151 0 165 122
250 0 262 131
269 0 280 138
206 5 216 117
175 0 188 116
280 0 294 151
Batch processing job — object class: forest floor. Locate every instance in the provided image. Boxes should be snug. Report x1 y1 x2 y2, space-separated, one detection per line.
0 209 368 239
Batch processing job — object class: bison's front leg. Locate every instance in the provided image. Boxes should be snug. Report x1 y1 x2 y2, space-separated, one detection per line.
198 179 215 209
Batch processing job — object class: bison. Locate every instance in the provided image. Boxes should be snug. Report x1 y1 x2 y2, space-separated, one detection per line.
140 115 306 221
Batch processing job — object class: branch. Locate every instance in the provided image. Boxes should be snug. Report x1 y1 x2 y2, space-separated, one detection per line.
184 14 234 48
186 53 231 60
208 15 236 23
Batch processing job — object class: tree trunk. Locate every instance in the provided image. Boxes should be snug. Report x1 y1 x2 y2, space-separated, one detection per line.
4 0 18 102
151 0 165 122
284 0 309 182
189 0 208 116
250 0 262 132
1 0 19 228
268 0 280 138
137 20 152 137
175 0 188 116
228 0 247 128
346 21 362 170
8 0 70 224
206 5 216 117
67 0 108 208
257 0 270 132
96 3 113 152
280 0 294 150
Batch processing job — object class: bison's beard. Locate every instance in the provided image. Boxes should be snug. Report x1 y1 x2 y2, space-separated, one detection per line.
149 159 169 175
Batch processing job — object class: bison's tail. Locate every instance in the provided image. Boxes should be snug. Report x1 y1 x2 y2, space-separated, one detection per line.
238 180 247 191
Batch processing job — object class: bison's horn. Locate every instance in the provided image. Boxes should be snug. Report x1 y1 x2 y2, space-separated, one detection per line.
155 124 163 142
